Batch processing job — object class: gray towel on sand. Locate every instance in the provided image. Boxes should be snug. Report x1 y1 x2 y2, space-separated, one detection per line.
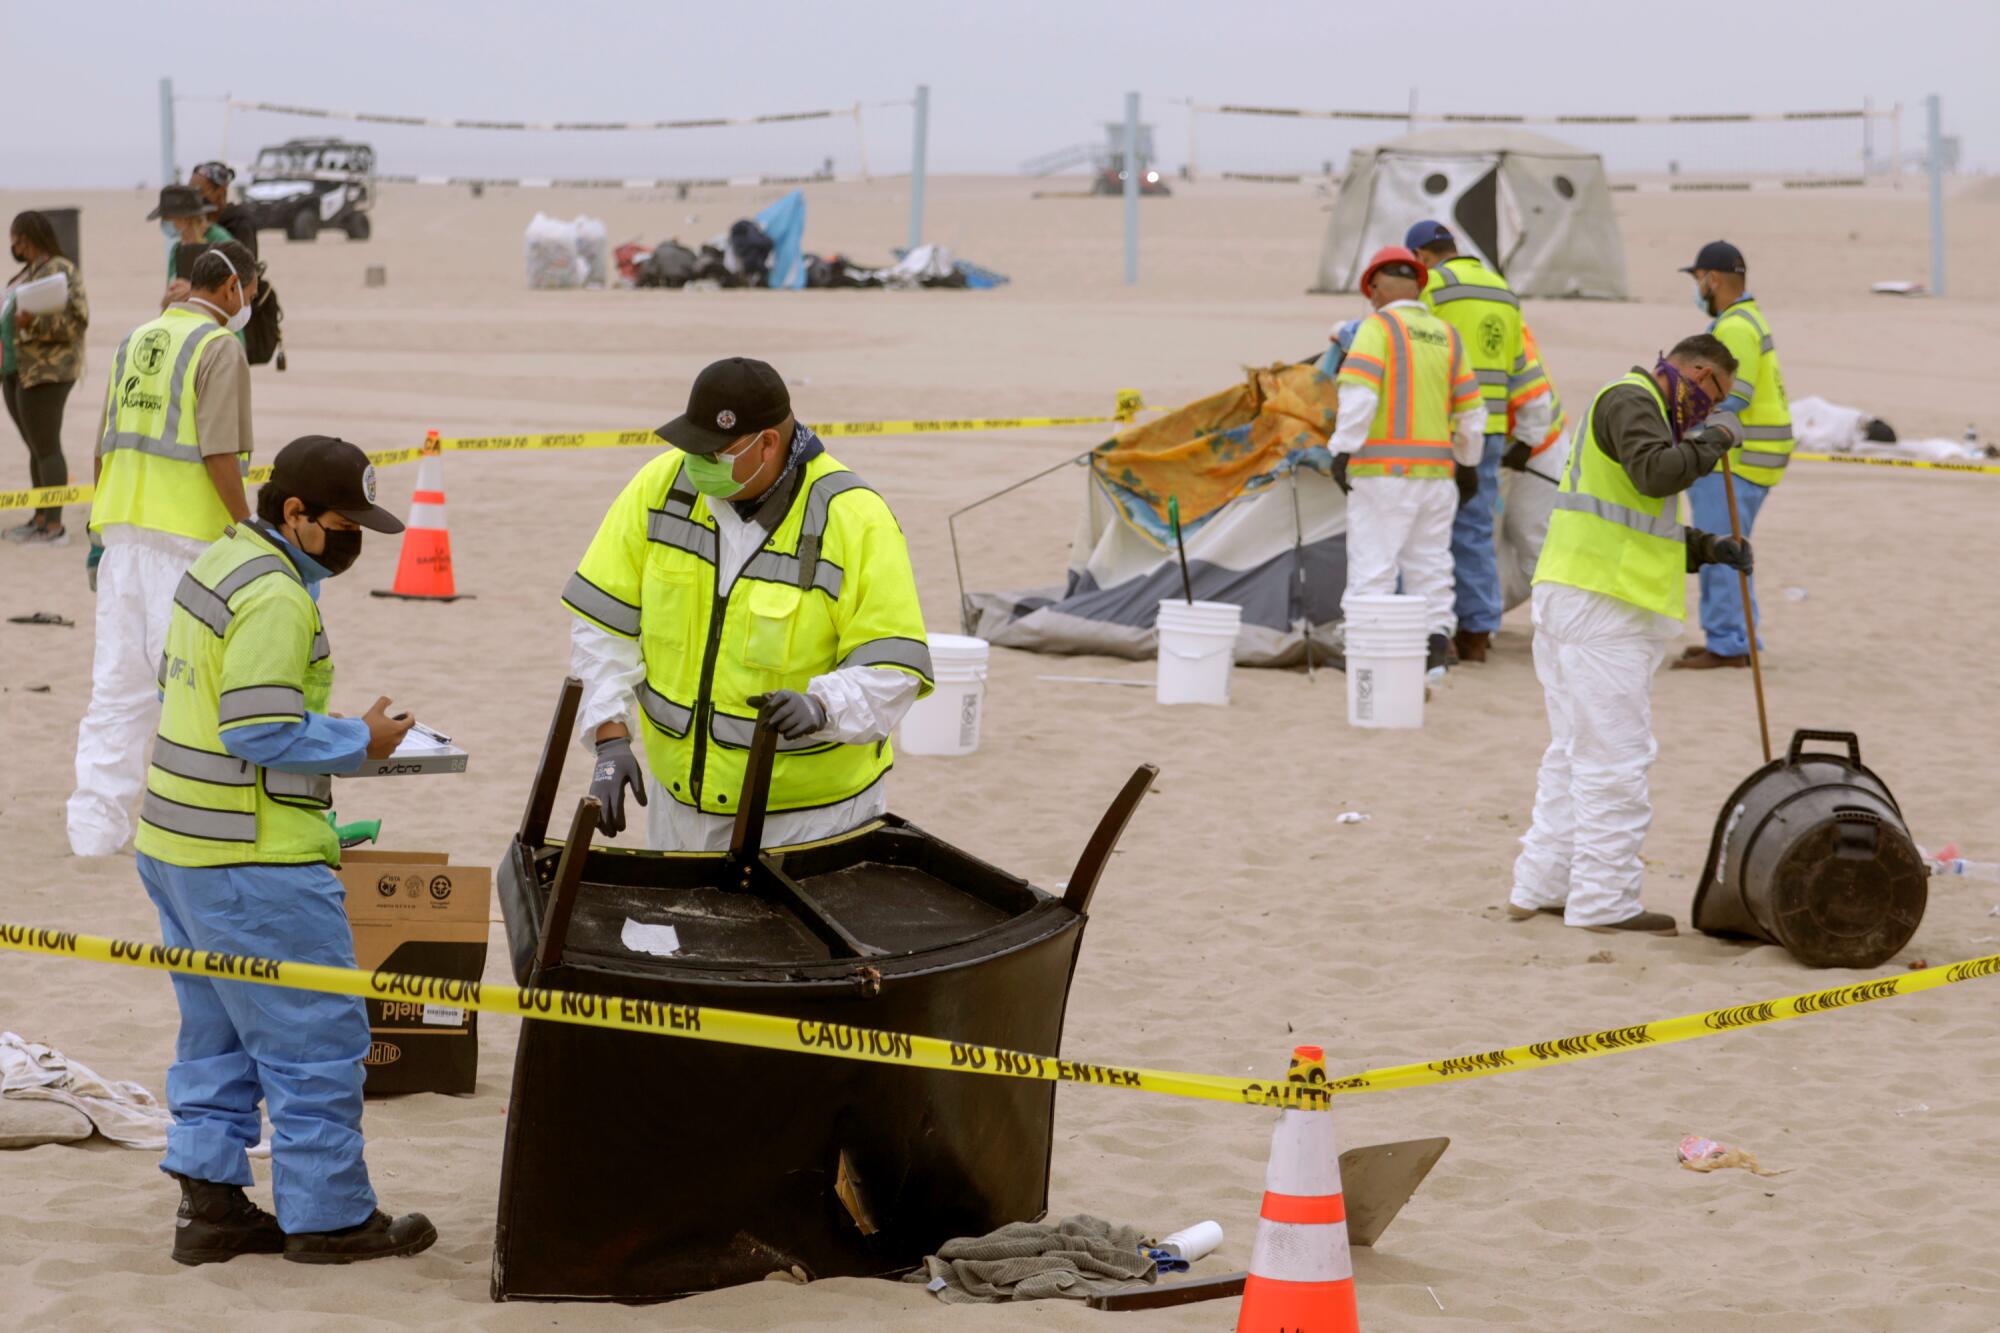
905 1214 1155 1304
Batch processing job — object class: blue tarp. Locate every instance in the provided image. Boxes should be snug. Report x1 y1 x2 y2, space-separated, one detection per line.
754 190 807 290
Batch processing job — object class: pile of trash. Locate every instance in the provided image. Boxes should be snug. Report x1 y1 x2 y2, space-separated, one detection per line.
1792 395 1997 463
604 189 1008 293
525 212 609 289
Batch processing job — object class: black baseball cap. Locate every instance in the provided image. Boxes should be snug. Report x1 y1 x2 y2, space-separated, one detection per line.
147 184 212 221
269 436 405 534
656 357 792 456
1680 240 1746 275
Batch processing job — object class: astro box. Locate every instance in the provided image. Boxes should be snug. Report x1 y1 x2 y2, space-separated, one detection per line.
337 850 492 1096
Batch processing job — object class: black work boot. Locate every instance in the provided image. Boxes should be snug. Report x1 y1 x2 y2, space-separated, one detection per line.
171 1172 286 1266
1426 632 1454 673
284 1209 438 1264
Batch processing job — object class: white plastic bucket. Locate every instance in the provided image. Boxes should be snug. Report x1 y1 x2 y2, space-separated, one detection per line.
1156 599 1241 705
14 271 67 315
1343 593 1427 728
1348 650 1426 728
898 633 989 756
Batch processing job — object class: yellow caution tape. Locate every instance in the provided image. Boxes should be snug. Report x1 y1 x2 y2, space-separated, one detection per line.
1790 451 2000 476
1327 951 2000 1094
5 923 1998 1111
0 398 1150 513
0 924 1329 1112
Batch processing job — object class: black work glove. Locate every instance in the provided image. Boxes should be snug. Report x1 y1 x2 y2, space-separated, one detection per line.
1454 462 1480 508
589 735 646 837
1688 531 1754 575
1331 453 1351 494
1502 440 1533 472
747 689 827 742
1708 535 1754 575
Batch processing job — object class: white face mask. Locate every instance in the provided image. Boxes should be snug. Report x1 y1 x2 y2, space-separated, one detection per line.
190 256 254 332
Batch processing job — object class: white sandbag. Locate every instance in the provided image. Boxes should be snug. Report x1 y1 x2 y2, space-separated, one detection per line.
574 215 609 287
524 212 587 290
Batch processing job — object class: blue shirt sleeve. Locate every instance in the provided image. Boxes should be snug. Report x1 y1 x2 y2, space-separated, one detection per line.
220 713 371 775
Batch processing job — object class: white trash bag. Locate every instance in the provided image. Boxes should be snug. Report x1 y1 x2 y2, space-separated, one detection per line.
524 212 587 290
574 215 609 287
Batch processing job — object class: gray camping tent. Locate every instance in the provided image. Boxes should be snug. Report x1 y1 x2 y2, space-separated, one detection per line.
1313 127 1629 300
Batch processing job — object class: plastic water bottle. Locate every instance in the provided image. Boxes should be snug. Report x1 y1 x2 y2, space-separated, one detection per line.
1926 843 2000 882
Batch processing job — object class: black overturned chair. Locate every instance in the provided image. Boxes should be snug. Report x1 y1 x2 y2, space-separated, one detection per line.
490 677 1156 1302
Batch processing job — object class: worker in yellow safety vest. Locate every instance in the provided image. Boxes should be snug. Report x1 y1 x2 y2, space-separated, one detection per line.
136 435 438 1264
564 357 934 850
1407 221 1554 663
68 241 259 857
1510 334 1753 936
1331 246 1487 674
1672 240 1791 671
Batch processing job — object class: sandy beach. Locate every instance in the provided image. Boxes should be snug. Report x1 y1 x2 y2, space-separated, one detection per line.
4 174 2000 1330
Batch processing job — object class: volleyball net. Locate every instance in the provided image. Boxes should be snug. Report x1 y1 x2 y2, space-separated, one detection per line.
1183 99 1907 190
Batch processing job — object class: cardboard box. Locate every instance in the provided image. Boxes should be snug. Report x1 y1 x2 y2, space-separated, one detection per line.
338 850 492 1096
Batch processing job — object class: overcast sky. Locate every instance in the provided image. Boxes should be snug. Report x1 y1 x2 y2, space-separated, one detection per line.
4 0 1990 186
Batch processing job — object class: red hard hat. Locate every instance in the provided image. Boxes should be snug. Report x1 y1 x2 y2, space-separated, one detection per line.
1360 245 1428 294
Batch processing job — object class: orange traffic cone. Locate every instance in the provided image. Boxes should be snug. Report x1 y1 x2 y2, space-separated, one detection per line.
371 431 470 602
1236 1045 1359 1332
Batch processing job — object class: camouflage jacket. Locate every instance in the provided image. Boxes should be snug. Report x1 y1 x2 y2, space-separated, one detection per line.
10 256 89 389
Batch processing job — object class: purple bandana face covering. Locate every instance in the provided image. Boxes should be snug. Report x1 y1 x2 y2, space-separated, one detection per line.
1654 356 1715 440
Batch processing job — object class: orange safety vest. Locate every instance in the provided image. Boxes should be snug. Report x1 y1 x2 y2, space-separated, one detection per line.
1508 324 1566 459
1335 305 1479 479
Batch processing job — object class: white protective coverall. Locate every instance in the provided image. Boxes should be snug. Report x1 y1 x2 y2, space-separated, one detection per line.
1508 581 1680 926
67 527 209 855
570 486 919 851
1331 300 1487 637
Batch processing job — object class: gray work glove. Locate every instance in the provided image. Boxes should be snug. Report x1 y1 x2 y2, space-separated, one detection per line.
1685 411 1743 470
589 735 646 837
747 690 827 742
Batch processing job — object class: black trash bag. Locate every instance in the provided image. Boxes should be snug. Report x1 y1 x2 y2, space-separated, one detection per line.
726 219 774 287
638 241 698 289
694 243 732 285
243 280 284 367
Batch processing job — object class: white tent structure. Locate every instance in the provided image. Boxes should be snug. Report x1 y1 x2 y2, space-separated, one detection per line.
1313 128 1629 300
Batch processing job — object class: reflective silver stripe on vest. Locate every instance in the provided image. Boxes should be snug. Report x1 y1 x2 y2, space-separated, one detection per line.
1354 442 1455 461
738 549 843 599
800 472 875 540
661 480 699 518
1430 283 1519 308
1382 313 1412 439
709 711 827 753
100 431 206 464
561 571 641 636
838 636 935 680
1740 424 1794 441
1474 368 1511 387
1553 490 1685 540
151 736 254 786
174 573 235 637
217 684 307 724
213 554 297 601
265 770 333 806
638 682 693 737
157 651 169 691
100 333 133 455
647 510 719 564
1510 366 1547 392
141 791 257 844
158 325 221 448
310 629 330 663
1738 450 1791 469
